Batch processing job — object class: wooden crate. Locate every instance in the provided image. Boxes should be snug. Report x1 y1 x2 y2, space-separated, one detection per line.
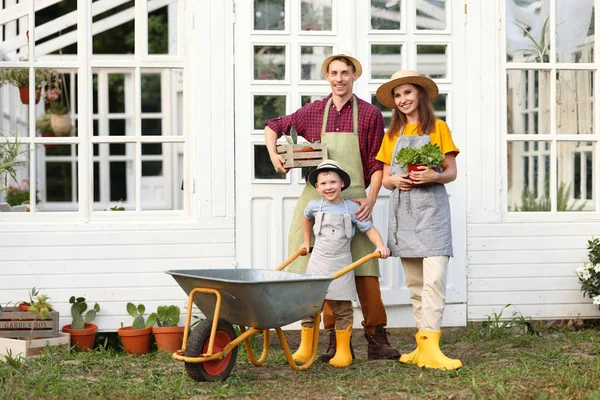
0 333 70 359
276 143 327 168
0 307 59 339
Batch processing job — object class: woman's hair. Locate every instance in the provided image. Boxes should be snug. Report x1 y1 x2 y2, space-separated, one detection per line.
385 84 436 137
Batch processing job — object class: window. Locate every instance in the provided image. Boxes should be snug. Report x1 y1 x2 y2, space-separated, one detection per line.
0 1 186 215
505 0 596 213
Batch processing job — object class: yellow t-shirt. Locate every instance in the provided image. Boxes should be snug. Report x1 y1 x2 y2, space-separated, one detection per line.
376 119 460 167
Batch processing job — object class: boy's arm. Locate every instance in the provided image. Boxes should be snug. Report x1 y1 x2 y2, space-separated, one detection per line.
364 226 390 259
301 215 314 254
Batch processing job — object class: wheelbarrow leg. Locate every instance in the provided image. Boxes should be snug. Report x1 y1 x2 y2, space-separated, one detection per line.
277 312 321 371
240 326 270 366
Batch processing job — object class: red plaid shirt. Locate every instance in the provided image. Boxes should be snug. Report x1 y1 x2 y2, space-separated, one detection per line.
265 94 384 188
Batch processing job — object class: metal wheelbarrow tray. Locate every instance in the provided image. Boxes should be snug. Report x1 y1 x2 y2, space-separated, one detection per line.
166 268 333 329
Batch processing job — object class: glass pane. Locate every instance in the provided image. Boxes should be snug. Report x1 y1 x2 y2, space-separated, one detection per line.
371 0 401 30
254 0 285 30
141 143 181 211
416 45 447 79
35 0 78 58
108 74 126 113
0 68 37 138
254 95 286 130
432 93 447 121
0 10 28 58
147 3 171 55
506 70 550 134
556 0 594 63
93 1 135 55
301 0 332 31
506 0 550 62
254 145 285 179
40 144 78 210
43 69 76 138
301 94 326 107
109 119 127 155
557 141 595 211
95 143 135 209
142 119 162 136
254 45 286 80
556 70 594 134
93 74 99 114
371 44 402 80
141 74 162 112
416 0 446 30
371 94 392 128
301 46 333 80
507 140 551 212
0 143 30 211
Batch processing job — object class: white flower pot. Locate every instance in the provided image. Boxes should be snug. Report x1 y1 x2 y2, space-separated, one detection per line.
50 113 71 136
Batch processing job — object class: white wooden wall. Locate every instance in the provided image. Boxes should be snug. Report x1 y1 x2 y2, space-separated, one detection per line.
465 0 600 321
0 0 236 331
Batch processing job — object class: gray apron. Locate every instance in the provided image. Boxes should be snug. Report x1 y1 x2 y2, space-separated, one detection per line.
305 199 356 300
287 96 379 276
388 129 453 257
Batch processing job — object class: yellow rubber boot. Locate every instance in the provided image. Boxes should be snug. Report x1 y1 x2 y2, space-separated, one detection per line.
415 331 462 370
329 324 353 368
399 330 419 364
292 327 314 363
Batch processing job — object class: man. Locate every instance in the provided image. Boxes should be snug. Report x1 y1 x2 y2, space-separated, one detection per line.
264 52 399 361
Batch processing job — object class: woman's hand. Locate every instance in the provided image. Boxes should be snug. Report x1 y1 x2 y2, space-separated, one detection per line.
391 173 413 191
409 166 438 185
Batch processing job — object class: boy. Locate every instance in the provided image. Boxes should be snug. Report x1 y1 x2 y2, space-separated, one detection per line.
294 160 390 368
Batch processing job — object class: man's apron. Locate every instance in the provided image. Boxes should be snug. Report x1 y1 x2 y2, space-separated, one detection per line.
306 199 356 300
388 130 453 258
287 96 379 276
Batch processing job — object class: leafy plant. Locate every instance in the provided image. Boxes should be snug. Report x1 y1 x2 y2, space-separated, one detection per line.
480 304 539 339
0 66 59 88
48 101 69 115
394 142 445 168
576 237 600 310
69 296 100 329
126 302 155 330
5 178 34 207
36 113 54 135
28 294 53 320
149 305 180 327
0 133 28 194
515 182 585 212
513 17 549 62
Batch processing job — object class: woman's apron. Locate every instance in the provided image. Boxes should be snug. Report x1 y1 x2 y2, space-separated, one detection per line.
388 130 453 258
306 199 356 300
287 96 379 276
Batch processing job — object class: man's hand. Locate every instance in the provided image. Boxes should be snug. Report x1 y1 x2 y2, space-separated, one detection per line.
353 197 374 221
270 152 289 174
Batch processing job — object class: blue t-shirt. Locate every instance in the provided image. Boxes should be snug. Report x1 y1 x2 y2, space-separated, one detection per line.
304 199 373 236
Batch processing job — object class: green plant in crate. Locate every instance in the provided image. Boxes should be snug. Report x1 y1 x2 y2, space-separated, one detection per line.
149 305 180 327
127 302 155 329
28 294 53 320
69 296 100 329
394 142 445 168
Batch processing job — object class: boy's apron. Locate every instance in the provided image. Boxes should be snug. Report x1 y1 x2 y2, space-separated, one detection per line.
287 96 379 276
306 199 356 300
388 129 453 257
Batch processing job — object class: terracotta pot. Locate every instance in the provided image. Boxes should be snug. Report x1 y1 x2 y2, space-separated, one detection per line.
152 326 184 353
62 323 98 352
50 113 71 136
118 326 152 356
407 163 425 183
18 302 31 312
18 86 41 104
41 133 56 148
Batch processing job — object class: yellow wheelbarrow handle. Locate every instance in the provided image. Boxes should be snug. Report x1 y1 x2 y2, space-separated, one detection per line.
274 248 308 271
331 251 381 279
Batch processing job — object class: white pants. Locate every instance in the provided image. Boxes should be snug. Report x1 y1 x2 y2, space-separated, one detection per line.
401 256 449 332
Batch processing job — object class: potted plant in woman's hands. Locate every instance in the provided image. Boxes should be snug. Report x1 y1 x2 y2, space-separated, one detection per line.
61 296 100 352
395 142 445 182
117 302 155 356
149 305 184 353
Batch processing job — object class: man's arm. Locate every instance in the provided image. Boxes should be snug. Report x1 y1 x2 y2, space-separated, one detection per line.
264 126 287 173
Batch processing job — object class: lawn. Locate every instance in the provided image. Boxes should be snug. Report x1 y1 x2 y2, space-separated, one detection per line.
1 322 600 400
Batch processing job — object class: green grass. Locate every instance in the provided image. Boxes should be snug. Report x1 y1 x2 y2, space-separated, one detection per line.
2 324 600 399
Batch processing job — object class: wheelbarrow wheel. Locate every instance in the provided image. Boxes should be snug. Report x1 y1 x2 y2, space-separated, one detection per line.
185 318 238 382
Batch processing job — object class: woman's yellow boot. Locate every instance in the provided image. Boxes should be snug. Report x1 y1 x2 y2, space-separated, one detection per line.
292 327 314 363
329 324 353 368
415 331 462 370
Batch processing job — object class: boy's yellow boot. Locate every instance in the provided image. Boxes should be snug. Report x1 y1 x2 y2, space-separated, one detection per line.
329 324 353 368
415 331 462 370
292 327 314 363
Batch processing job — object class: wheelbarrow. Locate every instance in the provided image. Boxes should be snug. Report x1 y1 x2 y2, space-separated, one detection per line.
166 249 381 382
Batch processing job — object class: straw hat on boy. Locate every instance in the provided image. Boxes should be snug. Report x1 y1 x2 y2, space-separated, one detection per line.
375 70 438 108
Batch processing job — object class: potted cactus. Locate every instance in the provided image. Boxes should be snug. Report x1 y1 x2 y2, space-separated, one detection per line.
61 296 100 352
117 302 154 356
149 305 184 353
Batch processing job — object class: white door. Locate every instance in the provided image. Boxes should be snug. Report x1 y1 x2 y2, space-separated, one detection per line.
235 0 467 327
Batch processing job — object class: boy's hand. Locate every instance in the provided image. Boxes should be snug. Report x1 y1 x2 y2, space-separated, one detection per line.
376 245 391 259
299 243 311 255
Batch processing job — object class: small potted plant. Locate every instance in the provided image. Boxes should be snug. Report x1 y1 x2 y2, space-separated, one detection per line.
48 101 71 136
149 305 184 353
17 287 40 312
576 237 600 308
0 66 58 104
394 142 445 182
117 302 155 356
1 133 28 208
61 296 101 352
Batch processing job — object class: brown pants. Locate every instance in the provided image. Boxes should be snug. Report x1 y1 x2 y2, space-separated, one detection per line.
322 276 387 332
302 300 353 330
